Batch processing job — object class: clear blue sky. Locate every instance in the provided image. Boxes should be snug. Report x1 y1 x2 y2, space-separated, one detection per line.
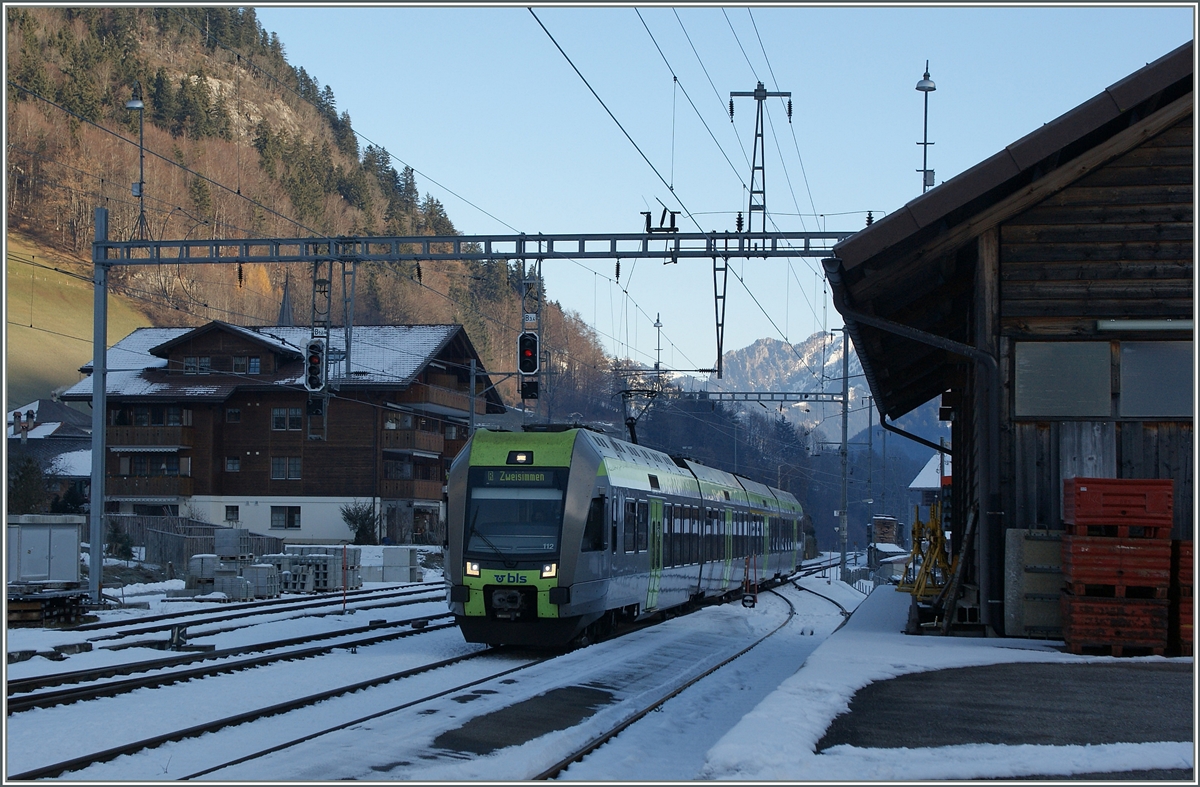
254 4 1193 374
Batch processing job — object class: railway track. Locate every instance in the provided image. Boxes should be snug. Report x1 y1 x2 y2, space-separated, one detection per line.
10 643 544 781
7 610 455 713
532 586 799 780
78 583 441 641
8 577 844 781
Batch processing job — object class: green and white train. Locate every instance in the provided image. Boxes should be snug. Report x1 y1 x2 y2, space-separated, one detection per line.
446 426 804 647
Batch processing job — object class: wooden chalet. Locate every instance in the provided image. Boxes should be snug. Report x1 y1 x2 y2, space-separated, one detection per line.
62 322 505 543
824 41 1193 634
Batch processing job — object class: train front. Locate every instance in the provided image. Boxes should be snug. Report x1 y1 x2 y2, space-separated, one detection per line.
445 428 594 647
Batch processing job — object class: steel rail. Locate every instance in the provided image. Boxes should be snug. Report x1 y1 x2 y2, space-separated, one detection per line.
7 614 453 712
532 587 798 780
97 589 444 650
8 590 443 695
11 646 536 781
73 583 438 634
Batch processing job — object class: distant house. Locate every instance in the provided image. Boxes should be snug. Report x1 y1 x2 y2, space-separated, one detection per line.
7 399 93 507
61 322 505 543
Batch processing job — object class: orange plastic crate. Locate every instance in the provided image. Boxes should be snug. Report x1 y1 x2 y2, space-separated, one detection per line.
1062 536 1171 596
1173 540 1193 589
1061 593 1167 656
1063 478 1173 526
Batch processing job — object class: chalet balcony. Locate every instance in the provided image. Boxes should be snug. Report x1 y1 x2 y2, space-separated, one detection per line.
444 437 468 459
381 428 444 455
381 478 444 501
108 425 194 448
395 385 486 416
107 475 194 497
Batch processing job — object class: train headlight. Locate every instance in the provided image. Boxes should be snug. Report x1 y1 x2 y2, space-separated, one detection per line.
541 563 557 579
466 561 481 577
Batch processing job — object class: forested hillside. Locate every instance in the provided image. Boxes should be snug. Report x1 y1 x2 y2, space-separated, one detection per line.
5 6 612 415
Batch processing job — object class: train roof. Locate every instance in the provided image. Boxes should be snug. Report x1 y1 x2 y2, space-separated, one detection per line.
575 430 701 499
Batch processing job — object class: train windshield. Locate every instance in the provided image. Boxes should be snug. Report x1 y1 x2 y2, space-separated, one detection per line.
466 468 566 556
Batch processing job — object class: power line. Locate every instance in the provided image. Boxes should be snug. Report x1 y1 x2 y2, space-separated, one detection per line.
529 8 704 235
635 8 745 191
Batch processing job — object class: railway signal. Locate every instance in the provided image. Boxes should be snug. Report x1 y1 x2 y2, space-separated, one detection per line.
304 338 326 392
518 332 539 375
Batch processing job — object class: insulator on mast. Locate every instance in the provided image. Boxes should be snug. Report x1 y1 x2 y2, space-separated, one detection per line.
729 98 734 120
787 99 793 122
615 259 620 282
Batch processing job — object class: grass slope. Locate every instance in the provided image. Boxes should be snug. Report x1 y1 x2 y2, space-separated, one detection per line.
5 233 153 412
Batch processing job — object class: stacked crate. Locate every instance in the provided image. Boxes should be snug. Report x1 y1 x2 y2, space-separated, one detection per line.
243 564 281 599
270 546 363 592
1060 478 1174 657
1170 540 1193 656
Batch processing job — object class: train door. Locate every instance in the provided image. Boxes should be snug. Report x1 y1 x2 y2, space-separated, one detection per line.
721 508 734 591
646 497 664 610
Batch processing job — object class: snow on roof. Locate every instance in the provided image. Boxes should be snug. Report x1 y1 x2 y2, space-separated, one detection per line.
909 452 952 490
874 542 908 554
50 449 92 478
63 324 465 399
6 422 60 439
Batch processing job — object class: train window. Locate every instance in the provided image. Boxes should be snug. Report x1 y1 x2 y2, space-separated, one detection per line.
466 487 564 556
624 501 637 553
636 501 649 553
582 496 606 552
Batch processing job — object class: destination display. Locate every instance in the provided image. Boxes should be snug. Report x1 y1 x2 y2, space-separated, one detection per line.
471 467 563 487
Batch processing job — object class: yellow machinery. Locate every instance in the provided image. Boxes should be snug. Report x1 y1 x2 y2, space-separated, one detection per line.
898 500 953 601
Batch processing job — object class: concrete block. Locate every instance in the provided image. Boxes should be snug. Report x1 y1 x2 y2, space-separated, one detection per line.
1005 529 1064 638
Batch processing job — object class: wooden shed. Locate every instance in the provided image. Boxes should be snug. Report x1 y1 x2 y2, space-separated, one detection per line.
824 41 1193 634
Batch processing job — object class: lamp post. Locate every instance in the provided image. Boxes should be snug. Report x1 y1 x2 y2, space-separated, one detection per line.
916 62 936 193
125 82 148 240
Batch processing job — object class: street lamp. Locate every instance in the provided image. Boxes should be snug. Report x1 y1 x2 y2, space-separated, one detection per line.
916 61 936 193
125 82 148 240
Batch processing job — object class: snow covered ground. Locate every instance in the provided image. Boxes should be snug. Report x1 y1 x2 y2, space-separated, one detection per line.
702 577 1194 781
5 555 1192 781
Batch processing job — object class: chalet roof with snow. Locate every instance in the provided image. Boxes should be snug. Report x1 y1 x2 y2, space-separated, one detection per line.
62 323 505 413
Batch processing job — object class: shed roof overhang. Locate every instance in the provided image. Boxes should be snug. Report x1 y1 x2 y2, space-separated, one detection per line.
826 41 1193 420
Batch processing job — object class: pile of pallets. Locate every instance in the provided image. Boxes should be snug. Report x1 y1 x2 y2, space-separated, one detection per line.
1060 478 1173 657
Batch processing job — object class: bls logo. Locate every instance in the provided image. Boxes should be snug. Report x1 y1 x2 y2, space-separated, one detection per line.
492 573 528 584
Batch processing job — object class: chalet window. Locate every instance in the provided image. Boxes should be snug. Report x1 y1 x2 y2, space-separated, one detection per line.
166 406 182 426
445 424 458 440
226 408 241 423
272 408 287 430
232 356 248 374
384 459 413 480
270 506 301 529
132 456 148 476
271 456 301 480
198 357 211 374
288 407 303 430
1120 341 1194 418
1014 342 1111 418
225 456 240 472
225 506 239 522
184 357 198 374
134 406 150 426
248 357 261 374
159 456 179 476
